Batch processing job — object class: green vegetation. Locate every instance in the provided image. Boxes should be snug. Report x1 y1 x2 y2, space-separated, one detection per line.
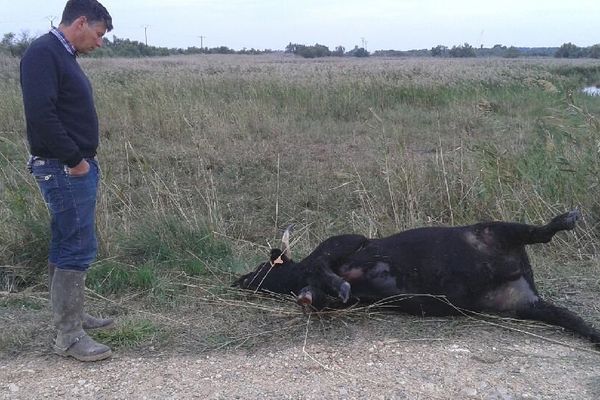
0 32 34 57
1 54 599 355
0 296 44 310
91 319 161 348
4 30 600 59
0 32 273 58
448 43 477 58
555 42 600 59
285 42 369 58
1 54 599 301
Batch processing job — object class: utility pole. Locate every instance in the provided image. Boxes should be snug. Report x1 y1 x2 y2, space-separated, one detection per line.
361 37 368 50
198 35 206 50
46 15 57 28
142 25 150 46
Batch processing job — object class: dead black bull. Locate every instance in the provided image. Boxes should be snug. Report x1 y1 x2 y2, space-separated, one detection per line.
233 210 600 348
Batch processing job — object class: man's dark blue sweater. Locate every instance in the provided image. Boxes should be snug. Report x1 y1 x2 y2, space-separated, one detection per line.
20 32 98 168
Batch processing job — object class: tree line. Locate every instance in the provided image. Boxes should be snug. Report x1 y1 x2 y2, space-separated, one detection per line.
0 33 274 58
1 32 599 59
422 42 600 59
284 43 369 58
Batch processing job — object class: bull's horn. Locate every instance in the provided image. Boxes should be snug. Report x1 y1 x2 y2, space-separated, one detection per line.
281 225 293 259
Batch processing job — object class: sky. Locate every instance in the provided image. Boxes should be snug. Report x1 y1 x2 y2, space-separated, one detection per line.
1 0 599 51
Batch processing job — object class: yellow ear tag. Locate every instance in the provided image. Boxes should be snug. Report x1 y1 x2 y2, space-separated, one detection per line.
270 255 284 267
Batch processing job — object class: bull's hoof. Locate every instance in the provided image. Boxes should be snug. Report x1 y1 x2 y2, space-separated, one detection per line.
339 281 351 303
297 289 313 306
551 210 580 231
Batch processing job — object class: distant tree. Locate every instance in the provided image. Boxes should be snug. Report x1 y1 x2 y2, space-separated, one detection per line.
588 44 600 59
0 31 35 57
448 42 476 58
91 36 164 57
88 35 275 57
347 45 369 57
206 46 233 54
312 43 331 57
285 42 298 54
1 33 15 45
374 49 429 57
0 33 15 55
519 47 556 57
295 45 310 57
503 46 521 58
430 45 447 57
332 45 345 57
555 42 583 58
489 44 506 56
286 43 331 58
239 47 265 55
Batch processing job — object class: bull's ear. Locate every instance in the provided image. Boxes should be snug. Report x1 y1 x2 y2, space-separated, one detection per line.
269 248 289 267
269 248 283 262
282 225 293 260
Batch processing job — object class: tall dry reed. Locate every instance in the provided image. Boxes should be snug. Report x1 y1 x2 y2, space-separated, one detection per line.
1 54 599 290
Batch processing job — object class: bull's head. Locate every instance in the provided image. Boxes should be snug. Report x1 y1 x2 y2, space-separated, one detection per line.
232 226 298 291
232 227 326 308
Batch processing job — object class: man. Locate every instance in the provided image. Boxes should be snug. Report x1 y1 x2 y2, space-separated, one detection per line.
20 0 113 362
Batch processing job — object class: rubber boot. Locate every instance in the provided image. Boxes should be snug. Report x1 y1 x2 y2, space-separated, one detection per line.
51 268 112 362
48 263 114 330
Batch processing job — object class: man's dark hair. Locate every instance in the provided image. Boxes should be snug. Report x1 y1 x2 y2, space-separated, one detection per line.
61 0 113 32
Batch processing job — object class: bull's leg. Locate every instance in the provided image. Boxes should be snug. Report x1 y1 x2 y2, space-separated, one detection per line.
516 299 600 347
308 264 352 303
296 281 350 310
297 285 325 309
490 210 580 245
528 210 581 243
296 235 366 304
296 285 327 311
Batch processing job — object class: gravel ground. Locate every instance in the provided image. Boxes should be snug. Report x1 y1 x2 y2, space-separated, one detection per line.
2 328 600 400
2 273 600 400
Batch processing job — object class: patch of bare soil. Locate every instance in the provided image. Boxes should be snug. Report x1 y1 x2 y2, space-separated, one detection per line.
2 297 600 400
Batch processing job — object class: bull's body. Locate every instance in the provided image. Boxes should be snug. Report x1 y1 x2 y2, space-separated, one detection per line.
234 211 600 347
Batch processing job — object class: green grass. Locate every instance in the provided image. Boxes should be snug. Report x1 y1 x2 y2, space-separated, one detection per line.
0 296 44 310
1 54 599 298
91 319 161 349
86 261 133 295
85 214 235 300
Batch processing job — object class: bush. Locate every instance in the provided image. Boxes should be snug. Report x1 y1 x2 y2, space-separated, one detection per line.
555 43 583 58
449 43 476 58
347 46 369 57
0 32 35 57
285 43 332 58
431 45 448 57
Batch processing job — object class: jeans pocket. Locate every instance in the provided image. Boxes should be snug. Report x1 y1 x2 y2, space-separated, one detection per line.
67 159 99 178
67 167 91 178
66 163 99 204
32 171 59 189
32 169 64 212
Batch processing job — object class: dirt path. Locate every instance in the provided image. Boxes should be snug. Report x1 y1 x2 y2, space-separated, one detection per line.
2 280 600 400
2 326 600 400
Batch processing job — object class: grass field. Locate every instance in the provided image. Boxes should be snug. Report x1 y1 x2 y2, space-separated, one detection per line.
1 54 599 351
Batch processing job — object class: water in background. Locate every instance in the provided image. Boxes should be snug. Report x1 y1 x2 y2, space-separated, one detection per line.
582 86 600 96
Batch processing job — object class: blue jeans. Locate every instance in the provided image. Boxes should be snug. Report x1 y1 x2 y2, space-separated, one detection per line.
28 157 100 272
